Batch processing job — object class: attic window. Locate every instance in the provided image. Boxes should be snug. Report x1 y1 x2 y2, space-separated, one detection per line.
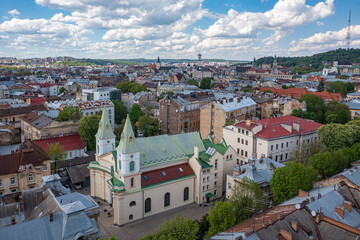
66 140 69 143
179 167 184 172
161 171 167 176
144 175 148 181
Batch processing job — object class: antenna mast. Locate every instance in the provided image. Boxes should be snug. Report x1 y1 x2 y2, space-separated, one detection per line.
346 10 351 50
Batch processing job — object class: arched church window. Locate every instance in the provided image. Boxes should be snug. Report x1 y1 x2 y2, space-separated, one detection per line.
145 198 151 213
130 161 135 171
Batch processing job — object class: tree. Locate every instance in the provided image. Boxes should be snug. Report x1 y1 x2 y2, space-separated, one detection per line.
186 79 199 87
58 87 66 95
290 140 325 165
325 102 351 124
79 115 101 150
48 142 67 174
317 79 325 92
299 94 326 123
347 119 360 127
200 77 211 89
112 100 128 124
309 150 347 179
116 81 147 94
138 115 159 137
129 104 144 124
206 201 237 238
114 119 126 140
326 81 354 95
282 84 288 89
317 124 360 150
140 215 199 240
270 162 312 204
57 106 82 122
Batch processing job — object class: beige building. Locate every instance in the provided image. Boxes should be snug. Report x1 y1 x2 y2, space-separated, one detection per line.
200 96 256 144
21 111 79 142
0 141 51 195
223 116 323 164
89 111 237 226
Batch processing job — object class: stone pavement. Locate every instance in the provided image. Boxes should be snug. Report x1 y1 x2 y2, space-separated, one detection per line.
74 186 214 240
98 200 214 240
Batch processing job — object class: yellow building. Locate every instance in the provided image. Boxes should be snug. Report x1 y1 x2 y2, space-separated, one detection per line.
89 110 237 226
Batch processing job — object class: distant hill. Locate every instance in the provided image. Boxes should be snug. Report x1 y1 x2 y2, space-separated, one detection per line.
254 48 360 74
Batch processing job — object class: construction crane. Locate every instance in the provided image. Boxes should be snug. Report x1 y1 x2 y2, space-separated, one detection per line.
346 10 351 50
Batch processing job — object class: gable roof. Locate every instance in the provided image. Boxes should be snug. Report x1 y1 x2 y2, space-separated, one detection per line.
33 134 86 153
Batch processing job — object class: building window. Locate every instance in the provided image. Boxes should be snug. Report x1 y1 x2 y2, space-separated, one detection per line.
207 176 209 182
280 154 283 161
129 201 136 207
241 149 244 156
10 177 15 185
131 178 134 187
276 144 278 150
237 148 239 154
246 131 249 135
69 152 72 158
237 138 240 143
42 164 47 171
286 142 289 147
130 161 135 171
215 159 218 169
241 139 244 144
281 143 284 148
184 187 189 201
0 180 2 187
230 154 233 160
214 190 217 196
129 214 133 220
145 198 151 213
245 140 248 146
214 181 217 186
275 155 278 161
164 192 170 207
271 145 273 151
245 151 248 157
207 169 210 174
28 174 34 182
242 129 244 134
285 153 288 159
203 177 205 182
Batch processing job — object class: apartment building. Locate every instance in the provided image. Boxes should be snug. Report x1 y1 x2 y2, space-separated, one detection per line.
223 116 323 164
159 93 214 135
200 96 256 143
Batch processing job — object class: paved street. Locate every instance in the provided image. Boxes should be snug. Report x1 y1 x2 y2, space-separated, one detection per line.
75 186 214 240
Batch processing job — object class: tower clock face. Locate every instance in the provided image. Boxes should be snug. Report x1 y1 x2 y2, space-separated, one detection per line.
130 154 134 158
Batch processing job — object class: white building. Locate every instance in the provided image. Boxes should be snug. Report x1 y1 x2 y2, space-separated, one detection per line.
223 116 323 164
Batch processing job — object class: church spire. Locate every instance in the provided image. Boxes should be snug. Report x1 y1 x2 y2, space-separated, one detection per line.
95 107 115 140
116 114 139 154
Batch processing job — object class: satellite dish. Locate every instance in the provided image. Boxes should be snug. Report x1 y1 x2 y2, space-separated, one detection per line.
311 211 316 217
295 203 301 209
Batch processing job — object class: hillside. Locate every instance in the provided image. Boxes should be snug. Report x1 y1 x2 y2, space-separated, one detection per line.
255 48 360 74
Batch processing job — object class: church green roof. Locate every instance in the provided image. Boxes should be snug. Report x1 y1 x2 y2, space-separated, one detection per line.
116 114 139 154
95 107 116 140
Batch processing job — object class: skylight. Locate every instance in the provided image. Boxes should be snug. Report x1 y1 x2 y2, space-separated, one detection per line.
179 167 184 172
162 171 167 176
144 175 148 181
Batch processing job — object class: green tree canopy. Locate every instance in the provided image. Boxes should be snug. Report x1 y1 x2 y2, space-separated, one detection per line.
270 162 312 204
114 119 126 141
186 79 199 87
79 114 101 150
140 215 199 240
317 79 325 92
48 142 67 174
325 102 351 124
138 115 159 137
317 123 360 150
326 81 354 95
200 77 211 89
57 106 82 122
116 81 147 94
112 100 128 124
129 104 144 124
58 87 66 95
282 84 288 89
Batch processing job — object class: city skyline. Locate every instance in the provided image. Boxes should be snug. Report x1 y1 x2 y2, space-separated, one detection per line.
0 0 359 60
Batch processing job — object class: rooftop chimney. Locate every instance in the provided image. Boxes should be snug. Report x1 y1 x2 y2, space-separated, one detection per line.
279 229 293 240
11 216 15 225
343 201 352 213
194 146 199 159
246 120 251 126
278 214 285 221
36 191 43 206
298 189 309 197
49 211 53 222
315 213 321 223
291 220 298 232
318 193 322 199
335 206 345 219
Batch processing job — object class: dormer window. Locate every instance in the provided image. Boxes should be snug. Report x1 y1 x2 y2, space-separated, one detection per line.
161 171 167 176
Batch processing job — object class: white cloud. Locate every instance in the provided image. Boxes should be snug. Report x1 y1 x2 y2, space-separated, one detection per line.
289 25 360 53
317 21 324 26
8 9 20 17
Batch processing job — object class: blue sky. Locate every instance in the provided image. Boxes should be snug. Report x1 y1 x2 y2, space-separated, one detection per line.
0 0 359 60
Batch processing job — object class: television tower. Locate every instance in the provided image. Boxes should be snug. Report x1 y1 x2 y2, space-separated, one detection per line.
346 10 351 50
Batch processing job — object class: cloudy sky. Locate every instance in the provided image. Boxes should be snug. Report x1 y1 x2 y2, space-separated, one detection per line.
0 0 359 60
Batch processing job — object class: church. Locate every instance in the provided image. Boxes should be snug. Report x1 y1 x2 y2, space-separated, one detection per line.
89 109 237 226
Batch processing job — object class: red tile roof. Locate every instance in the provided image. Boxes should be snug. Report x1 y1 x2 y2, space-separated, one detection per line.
260 87 341 101
28 97 47 105
234 116 323 140
0 141 50 175
33 134 86 153
141 163 194 188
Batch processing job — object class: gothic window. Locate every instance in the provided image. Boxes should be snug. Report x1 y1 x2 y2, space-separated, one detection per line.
129 214 133 220
145 198 151 213
130 161 135 171
164 192 170 207
184 187 189 201
129 201 136 207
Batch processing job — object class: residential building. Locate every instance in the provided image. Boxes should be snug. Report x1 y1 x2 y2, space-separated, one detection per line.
223 116 323 163
200 96 256 143
193 67 213 80
21 111 79 142
0 85 10 99
0 141 51 195
89 112 238 226
343 99 360 119
62 99 115 129
226 156 284 199
34 134 86 160
159 93 214 135
0 174 101 239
